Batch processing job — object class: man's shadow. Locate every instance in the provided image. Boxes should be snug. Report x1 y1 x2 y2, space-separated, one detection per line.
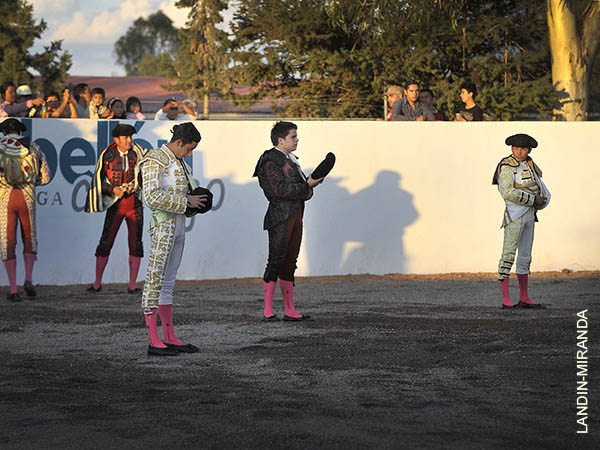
305 170 418 275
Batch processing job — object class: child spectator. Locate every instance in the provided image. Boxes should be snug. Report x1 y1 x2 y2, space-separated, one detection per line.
108 97 126 119
456 82 484 121
89 87 111 119
126 96 146 120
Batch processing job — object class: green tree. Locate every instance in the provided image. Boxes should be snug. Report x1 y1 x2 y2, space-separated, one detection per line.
162 0 232 118
227 0 557 119
114 11 180 76
403 0 557 120
0 0 71 93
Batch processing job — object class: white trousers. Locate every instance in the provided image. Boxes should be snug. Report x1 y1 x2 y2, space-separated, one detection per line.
498 208 535 280
158 215 186 305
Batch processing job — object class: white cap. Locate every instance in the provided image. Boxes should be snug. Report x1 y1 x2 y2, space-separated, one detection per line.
16 85 32 96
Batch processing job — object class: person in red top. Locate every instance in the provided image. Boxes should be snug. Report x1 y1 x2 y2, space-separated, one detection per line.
419 89 447 121
84 124 145 293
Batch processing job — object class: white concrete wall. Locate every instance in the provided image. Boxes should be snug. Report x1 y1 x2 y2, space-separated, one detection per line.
1 118 598 285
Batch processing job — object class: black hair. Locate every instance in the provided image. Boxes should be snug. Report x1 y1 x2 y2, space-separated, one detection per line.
73 83 89 102
270 121 297 146
108 98 126 119
126 96 142 113
1 81 16 99
460 82 477 98
420 88 434 97
405 81 420 90
0 118 27 135
91 87 105 98
163 98 176 107
44 91 60 101
170 122 201 145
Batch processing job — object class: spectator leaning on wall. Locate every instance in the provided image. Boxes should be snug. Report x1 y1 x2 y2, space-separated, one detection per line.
154 99 196 120
383 86 404 121
0 82 44 118
456 82 484 121
392 82 435 121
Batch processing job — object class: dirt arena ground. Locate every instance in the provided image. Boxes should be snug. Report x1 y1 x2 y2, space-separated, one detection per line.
1 272 598 450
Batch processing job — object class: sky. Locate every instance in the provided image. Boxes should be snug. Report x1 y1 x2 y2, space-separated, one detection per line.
30 0 233 77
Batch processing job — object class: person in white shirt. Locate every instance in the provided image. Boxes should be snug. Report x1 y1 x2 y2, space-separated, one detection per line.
154 99 196 120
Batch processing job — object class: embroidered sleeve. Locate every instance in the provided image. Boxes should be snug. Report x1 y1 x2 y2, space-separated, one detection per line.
259 160 311 201
37 150 51 186
141 160 186 213
498 165 535 206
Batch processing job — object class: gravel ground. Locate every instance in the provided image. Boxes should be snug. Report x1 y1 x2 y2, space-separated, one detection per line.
1 272 598 450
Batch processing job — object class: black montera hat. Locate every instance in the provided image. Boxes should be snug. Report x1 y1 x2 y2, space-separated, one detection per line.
111 124 136 137
184 186 213 217
505 133 538 149
0 118 27 135
311 152 336 179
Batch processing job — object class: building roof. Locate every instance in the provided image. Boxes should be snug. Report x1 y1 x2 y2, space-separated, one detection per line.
63 76 278 116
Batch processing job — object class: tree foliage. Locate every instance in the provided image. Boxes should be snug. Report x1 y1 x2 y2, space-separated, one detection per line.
225 0 558 119
141 0 598 119
161 0 232 118
114 11 180 76
0 0 71 94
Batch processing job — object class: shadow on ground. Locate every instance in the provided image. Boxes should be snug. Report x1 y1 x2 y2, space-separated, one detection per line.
1 272 599 450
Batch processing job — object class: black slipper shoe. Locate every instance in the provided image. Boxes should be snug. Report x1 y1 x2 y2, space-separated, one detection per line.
165 343 200 353
518 301 547 309
262 315 280 322
23 281 36 297
86 285 101 293
283 314 312 321
148 345 179 356
7 292 21 302
501 304 518 309
127 288 142 294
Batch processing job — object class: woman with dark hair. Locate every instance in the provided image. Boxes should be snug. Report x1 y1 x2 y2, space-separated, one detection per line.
1 82 44 118
107 97 126 119
126 96 146 120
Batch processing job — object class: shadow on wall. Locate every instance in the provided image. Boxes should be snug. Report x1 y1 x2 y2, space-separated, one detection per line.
304 170 419 276
183 150 267 279
190 158 419 279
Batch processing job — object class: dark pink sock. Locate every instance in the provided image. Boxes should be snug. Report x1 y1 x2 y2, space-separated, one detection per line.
23 253 35 283
500 277 514 306
3 259 18 295
144 309 166 348
93 256 109 290
159 304 184 345
280 280 301 318
128 256 141 290
263 281 277 317
517 274 535 304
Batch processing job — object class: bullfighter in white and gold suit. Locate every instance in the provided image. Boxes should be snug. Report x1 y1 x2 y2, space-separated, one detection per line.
0 119 51 301
138 122 208 356
493 133 550 309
